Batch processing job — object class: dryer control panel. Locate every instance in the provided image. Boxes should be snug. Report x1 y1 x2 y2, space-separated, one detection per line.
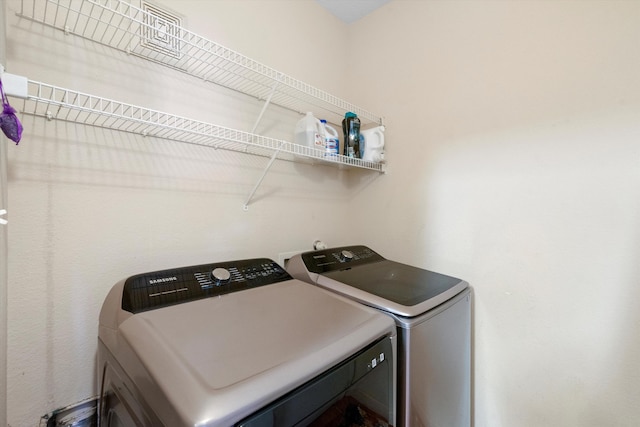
121 258 291 313
300 245 385 274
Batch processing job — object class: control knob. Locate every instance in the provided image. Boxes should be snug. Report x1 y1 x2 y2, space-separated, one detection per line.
211 268 231 286
340 250 354 262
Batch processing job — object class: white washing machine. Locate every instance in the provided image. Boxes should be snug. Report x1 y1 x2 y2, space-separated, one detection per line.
97 257 397 426
287 245 471 427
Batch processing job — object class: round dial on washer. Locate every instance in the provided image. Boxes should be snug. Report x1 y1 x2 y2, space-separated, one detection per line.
211 267 231 286
340 250 354 261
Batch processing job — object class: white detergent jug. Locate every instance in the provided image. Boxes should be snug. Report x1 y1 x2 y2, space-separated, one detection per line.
295 112 325 152
360 125 386 163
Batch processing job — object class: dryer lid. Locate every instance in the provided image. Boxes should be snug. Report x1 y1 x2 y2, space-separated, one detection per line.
111 279 395 426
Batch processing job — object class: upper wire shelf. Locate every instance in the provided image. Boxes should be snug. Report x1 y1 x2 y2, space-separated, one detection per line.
16 0 384 126
13 79 385 172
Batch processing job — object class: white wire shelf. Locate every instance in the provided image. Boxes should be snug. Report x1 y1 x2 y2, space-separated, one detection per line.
16 0 384 126
13 80 386 173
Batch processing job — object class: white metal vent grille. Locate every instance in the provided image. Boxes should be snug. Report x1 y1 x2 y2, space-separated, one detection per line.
141 2 182 59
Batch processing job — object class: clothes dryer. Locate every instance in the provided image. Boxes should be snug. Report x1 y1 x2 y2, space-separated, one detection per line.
98 257 397 426
287 245 471 427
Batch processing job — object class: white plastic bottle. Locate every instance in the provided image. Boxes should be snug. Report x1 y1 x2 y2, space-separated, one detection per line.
295 112 325 153
360 125 386 163
320 120 340 160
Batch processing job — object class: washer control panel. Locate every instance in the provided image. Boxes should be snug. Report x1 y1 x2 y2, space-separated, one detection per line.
300 245 385 274
122 258 291 313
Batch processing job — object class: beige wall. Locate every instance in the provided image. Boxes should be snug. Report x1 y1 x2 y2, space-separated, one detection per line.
1 0 9 424
5 0 640 426
4 0 353 425
351 1 640 426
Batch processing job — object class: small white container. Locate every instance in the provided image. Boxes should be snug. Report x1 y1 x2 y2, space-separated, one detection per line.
360 126 386 163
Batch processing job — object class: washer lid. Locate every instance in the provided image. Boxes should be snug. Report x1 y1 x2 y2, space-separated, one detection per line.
290 246 468 318
318 261 467 317
324 260 463 305
114 279 395 426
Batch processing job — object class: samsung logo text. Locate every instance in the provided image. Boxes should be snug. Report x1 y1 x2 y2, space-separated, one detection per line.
149 277 178 285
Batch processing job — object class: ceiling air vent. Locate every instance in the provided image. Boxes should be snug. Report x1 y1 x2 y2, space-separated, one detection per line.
141 2 182 59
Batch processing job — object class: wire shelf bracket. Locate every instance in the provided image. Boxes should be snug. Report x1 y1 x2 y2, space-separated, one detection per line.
243 141 286 211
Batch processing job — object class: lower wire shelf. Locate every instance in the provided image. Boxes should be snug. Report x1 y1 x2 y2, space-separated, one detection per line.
8 79 386 208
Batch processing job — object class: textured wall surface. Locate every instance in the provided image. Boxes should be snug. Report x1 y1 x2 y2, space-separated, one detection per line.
349 1 640 426
5 1 357 425
5 1 640 426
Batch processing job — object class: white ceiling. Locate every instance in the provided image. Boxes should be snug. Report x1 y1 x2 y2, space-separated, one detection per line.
315 0 390 24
